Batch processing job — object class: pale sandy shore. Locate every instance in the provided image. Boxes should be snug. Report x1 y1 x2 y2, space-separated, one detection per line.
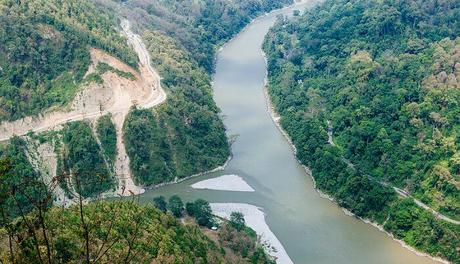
191 174 255 192
210 203 293 264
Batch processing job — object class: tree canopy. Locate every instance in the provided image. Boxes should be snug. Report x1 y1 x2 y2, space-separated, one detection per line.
264 0 460 261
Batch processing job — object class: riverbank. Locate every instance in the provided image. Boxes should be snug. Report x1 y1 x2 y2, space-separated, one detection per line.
109 1 300 201
210 203 293 264
261 52 450 264
142 155 233 191
217 0 315 53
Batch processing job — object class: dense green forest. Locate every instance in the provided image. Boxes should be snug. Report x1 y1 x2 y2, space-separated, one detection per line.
264 0 460 261
124 108 174 185
0 0 137 121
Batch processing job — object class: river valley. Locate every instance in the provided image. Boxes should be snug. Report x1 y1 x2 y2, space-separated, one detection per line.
134 2 439 263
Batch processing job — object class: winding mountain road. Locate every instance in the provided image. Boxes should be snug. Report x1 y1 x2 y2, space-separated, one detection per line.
120 19 166 109
0 19 166 142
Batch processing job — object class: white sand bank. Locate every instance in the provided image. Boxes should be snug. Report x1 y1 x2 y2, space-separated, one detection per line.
191 175 255 192
210 203 292 264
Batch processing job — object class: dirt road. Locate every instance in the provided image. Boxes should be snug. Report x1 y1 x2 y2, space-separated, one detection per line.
327 120 459 225
0 20 165 142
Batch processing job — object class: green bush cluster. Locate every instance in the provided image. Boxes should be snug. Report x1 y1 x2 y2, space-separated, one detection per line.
60 121 115 198
0 138 51 221
96 115 118 164
186 199 214 228
218 216 275 264
95 62 136 81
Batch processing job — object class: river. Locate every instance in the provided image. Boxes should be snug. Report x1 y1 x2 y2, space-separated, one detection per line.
134 2 438 263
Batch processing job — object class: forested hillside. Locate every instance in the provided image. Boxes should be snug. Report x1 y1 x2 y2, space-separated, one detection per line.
114 0 293 186
98 0 293 71
264 0 460 262
0 137 51 221
0 0 137 121
0 198 273 263
59 121 116 198
122 32 230 186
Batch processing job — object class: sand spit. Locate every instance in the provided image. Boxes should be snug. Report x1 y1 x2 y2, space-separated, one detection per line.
191 174 255 192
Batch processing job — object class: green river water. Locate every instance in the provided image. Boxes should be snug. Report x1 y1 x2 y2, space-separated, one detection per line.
133 2 438 263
